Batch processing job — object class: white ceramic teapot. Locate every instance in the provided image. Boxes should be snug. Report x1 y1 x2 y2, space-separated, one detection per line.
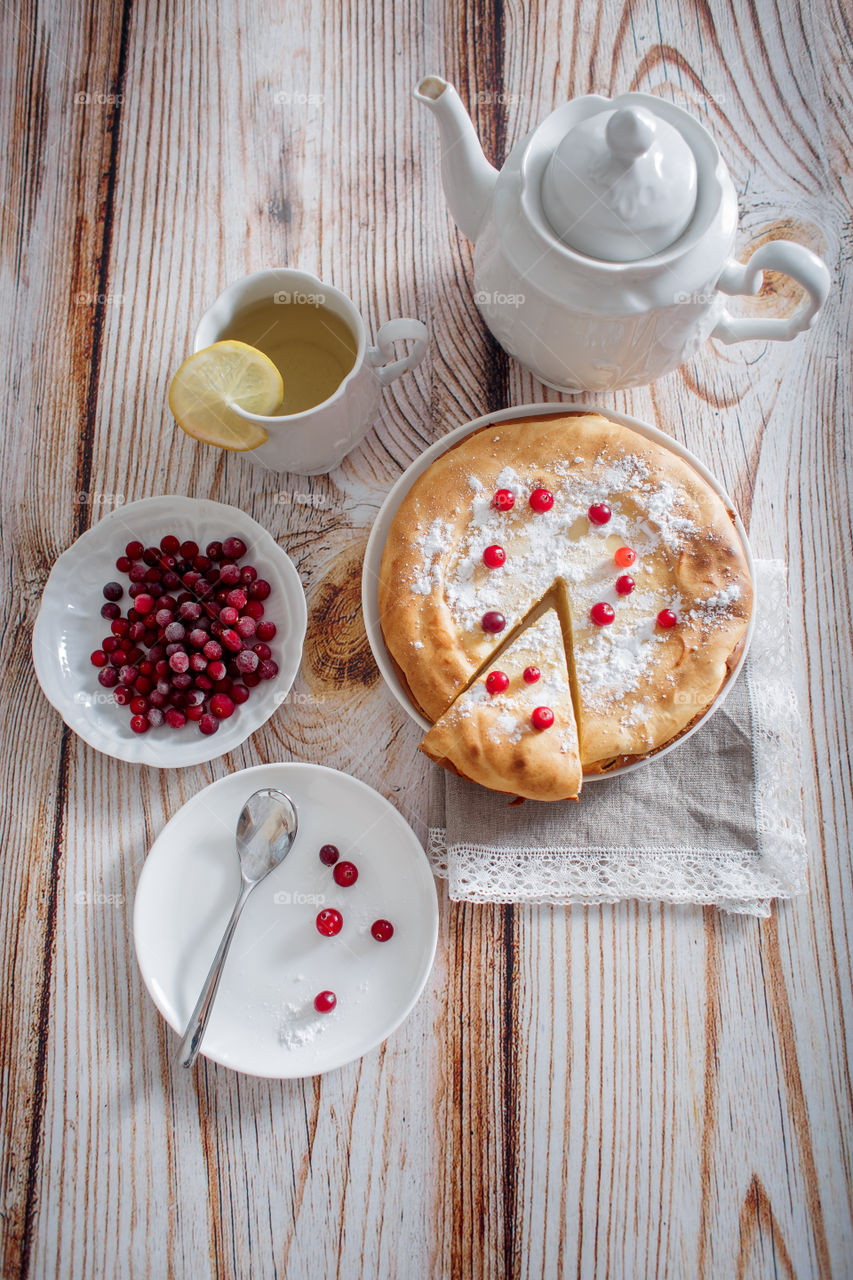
416 76 830 392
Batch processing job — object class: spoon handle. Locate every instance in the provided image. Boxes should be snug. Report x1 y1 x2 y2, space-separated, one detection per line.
177 883 252 1069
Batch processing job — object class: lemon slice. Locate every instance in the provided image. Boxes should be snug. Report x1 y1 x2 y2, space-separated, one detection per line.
168 341 283 451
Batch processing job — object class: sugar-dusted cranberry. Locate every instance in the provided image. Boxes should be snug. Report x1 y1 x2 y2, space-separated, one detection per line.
483 544 506 569
236 649 259 674
590 602 615 626
222 536 247 560
333 860 358 887
316 908 343 937
209 693 235 719
198 713 219 735
147 707 165 728
179 600 202 622
657 608 678 629
258 659 278 680
371 919 394 942
481 610 506 634
219 606 239 626
118 664 138 685
129 714 149 734
168 651 189 674
101 602 121 621
90 649 108 667
531 706 554 731
165 708 187 729
225 588 247 610
614 546 636 568
615 575 635 596
314 990 337 1013
187 628 207 649
126 540 144 560
486 670 509 695
134 592 155 617
189 653 207 673
231 683 250 705
219 563 241 586
319 843 340 866
164 621 186 643
523 665 540 683
207 660 227 682
256 620 276 641
98 666 119 688
492 488 515 512
221 628 242 652
202 639 222 661
236 615 257 639
103 581 123 602
588 503 611 525
529 487 554 513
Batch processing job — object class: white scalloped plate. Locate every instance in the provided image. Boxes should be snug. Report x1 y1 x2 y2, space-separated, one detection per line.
32 496 307 767
133 762 439 1077
362 402 755 780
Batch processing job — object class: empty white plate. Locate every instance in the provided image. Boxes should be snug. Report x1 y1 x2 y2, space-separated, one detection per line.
133 762 439 1077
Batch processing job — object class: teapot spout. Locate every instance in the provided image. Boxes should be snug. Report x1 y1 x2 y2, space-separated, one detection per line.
415 76 498 242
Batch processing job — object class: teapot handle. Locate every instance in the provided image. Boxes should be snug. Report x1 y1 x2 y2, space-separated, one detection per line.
368 318 429 386
711 241 830 344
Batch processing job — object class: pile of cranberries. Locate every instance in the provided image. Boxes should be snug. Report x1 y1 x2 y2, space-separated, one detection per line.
90 533 279 735
311 842 394 1014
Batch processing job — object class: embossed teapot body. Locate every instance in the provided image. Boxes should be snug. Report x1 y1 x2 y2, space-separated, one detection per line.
416 76 830 392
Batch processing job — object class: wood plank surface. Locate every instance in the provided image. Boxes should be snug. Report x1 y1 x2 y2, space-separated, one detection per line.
0 0 851 1277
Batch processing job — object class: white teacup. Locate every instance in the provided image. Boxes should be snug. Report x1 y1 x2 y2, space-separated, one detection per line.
193 269 428 475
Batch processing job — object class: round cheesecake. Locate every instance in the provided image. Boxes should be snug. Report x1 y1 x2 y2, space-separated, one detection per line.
378 411 753 785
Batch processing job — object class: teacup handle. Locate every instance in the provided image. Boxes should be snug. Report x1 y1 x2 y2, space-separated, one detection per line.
368 318 429 386
711 241 830 344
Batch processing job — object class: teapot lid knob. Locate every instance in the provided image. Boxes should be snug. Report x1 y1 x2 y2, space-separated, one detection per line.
540 100 698 263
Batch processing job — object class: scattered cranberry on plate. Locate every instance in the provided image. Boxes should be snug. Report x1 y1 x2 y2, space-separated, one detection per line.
319 843 340 866
333 860 358 888
314 990 337 1013
371 919 394 942
316 908 343 937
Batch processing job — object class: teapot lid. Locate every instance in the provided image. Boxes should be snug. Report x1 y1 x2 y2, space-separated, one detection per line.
540 103 698 262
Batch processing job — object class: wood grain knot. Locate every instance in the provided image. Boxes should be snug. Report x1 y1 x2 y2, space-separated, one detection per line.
303 551 379 692
743 219 827 319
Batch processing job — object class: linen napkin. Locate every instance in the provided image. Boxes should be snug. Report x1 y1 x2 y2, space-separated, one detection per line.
427 560 808 916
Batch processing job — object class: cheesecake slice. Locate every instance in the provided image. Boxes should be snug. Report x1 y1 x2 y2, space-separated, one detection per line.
419 608 582 801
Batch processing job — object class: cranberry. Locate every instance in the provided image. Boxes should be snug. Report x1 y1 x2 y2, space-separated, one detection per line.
588 503 611 525
615 575 635 596
118 665 138 684
523 665 540 683
147 708 165 728
165 708 187 729
109 649 128 667
202 640 222 660
159 534 180 554
169 651 189 673
221 628 242 652
481 610 506 634
492 488 515 511
219 606 239 626
149 690 167 709
154 608 172 628
248 579 271 601
172 672 192 690
115 556 132 573
222 536 247 559
134 592 155 617
333 860 358 887
189 653 207 673
319 844 340 866
614 546 636 568
590 602 615 626
142 546 160 566
226 588 247 610
531 706 554 730
129 714 149 734
128 564 147 582
240 565 257 585
243 673 260 688
130 695 149 715
186 704 205 722
101 602 121 620
179 600 202 622
98 666 118 688
207 660 226 682
316 908 343 937
252 641 271 661
258 659 278 680
529 487 554 513
102 636 119 653
244 599 265 619
371 919 394 942
195 673 213 691
209 693 235 719
314 990 337 1013
198 713 219 735
113 685 132 705
162 571 182 590
234 649 257 675
236 615 257 639
125 540 144 560
164 621 186 643
103 582 123 601
188 628 208 649
90 649 108 667
482 544 506 570
231 683 250 705
180 540 199 560
256 620 276 641
486 670 509 695
217 563 239 586
657 609 678 629
205 541 223 561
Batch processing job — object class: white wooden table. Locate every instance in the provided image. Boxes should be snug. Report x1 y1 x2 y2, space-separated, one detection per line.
1 0 851 1276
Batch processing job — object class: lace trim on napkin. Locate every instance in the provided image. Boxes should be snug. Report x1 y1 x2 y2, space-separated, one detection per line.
427 560 808 915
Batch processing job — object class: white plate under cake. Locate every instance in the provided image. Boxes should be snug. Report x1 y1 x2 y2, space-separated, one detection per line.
378 411 753 799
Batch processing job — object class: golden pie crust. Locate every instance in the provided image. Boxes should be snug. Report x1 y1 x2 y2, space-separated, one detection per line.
379 412 752 790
